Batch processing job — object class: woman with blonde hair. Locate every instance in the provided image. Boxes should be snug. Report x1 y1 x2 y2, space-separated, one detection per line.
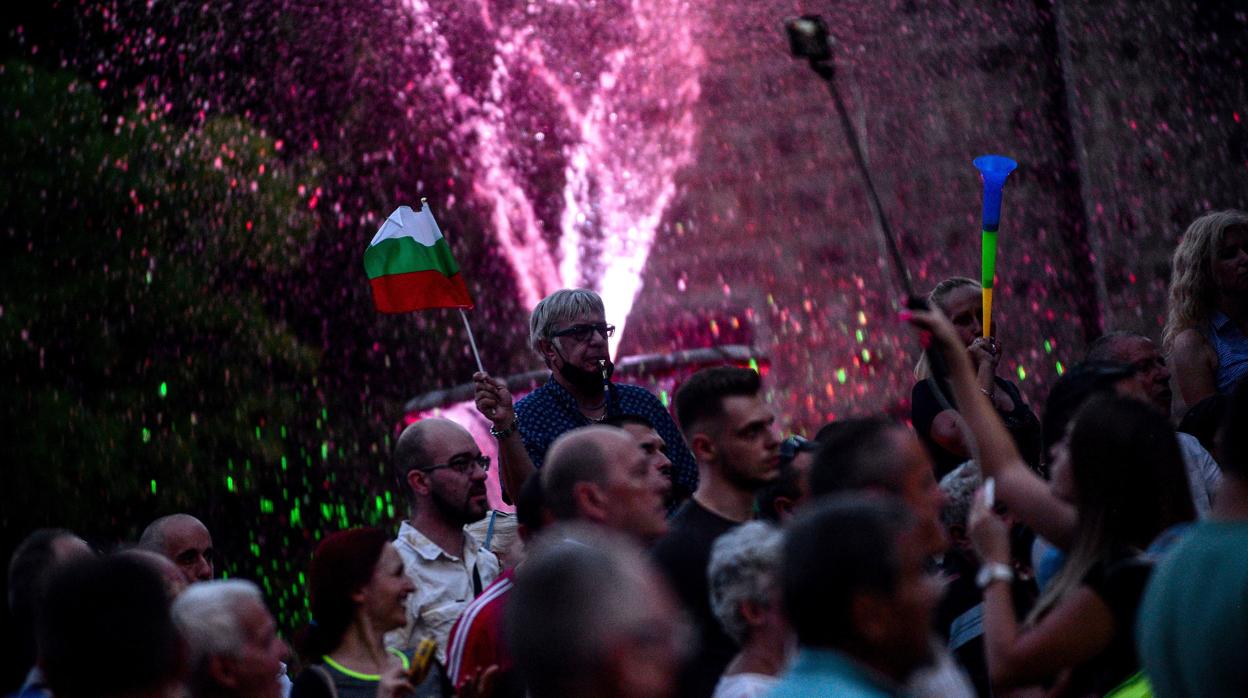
910 277 1041 478
1164 209 1248 407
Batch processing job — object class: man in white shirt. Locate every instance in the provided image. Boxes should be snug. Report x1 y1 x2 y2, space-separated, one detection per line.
385 417 501 663
1086 331 1222 515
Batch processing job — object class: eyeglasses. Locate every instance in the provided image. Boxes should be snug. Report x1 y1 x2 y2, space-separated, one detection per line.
551 322 615 343
422 454 491 474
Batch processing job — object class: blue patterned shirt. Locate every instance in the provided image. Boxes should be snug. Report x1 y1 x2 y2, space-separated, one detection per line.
514 377 698 495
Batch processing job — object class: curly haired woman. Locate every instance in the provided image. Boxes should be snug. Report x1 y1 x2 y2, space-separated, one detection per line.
1164 210 1248 408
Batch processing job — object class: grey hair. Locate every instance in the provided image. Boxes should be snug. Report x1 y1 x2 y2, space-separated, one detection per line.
708 521 785 645
938 460 983 531
172 580 265 690
528 289 605 357
1084 331 1146 363
138 513 206 552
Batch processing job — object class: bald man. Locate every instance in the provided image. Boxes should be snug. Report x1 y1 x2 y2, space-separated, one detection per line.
542 425 671 543
139 513 214 584
386 417 501 661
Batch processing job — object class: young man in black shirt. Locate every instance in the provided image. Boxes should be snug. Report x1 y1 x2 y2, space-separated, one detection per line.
651 366 782 698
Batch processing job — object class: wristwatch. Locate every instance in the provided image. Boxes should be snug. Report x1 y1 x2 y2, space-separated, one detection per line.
975 562 1014 590
490 419 517 440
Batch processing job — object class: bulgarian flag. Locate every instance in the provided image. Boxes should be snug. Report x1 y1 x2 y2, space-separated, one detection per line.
364 203 474 313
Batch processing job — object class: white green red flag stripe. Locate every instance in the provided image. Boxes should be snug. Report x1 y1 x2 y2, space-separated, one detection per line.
364 203 474 313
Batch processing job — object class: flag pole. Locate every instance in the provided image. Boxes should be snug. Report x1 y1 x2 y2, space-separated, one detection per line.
459 308 485 373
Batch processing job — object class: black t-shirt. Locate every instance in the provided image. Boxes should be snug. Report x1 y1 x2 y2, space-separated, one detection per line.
1068 549 1153 697
651 499 741 698
911 376 1042 479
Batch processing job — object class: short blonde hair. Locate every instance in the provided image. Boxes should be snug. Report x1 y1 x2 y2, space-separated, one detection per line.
914 277 980 380
528 289 605 357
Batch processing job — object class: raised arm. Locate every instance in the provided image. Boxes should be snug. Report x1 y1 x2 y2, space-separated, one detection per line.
473 372 534 502
904 307 1077 548
967 490 1115 692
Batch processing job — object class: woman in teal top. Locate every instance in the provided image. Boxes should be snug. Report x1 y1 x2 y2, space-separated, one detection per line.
291 528 447 698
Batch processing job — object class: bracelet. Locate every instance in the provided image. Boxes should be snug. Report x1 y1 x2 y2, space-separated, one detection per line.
975 562 1014 590
489 419 517 440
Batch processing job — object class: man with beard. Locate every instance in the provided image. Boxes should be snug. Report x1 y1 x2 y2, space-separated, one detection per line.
385 417 501 663
472 288 696 506
651 365 782 698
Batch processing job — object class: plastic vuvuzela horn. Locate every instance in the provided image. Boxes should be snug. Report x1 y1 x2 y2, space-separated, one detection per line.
972 155 1018 338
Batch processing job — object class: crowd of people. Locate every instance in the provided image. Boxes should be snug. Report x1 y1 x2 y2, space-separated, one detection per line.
6 209 1248 698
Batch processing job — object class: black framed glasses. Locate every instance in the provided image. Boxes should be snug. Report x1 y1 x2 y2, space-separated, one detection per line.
423 454 491 474
551 322 615 343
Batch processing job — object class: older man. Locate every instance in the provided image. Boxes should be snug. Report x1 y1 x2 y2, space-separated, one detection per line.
386 417 501 663
445 425 670 692
172 580 289 698
772 496 941 697
139 513 215 584
472 288 696 504
1085 332 1222 515
506 524 687 698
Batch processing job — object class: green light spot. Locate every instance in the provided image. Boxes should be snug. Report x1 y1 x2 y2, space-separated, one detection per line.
141 427 151 443
748 358 759 373
290 506 301 527
375 495 384 513
280 456 287 471
260 498 274 514
150 479 157 494
280 425 287 439
1055 361 1065 375
321 442 329 460
226 476 236 492
861 349 871 362
298 572 306 585
145 270 153 285
387 504 395 518
1017 365 1027 381
1044 339 1053 354
321 504 332 520
836 368 848 384
855 329 864 343
321 408 328 420
255 426 261 440
159 381 167 398
250 543 261 557
659 390 669 407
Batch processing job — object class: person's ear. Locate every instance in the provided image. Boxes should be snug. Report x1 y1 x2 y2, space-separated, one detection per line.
851 592 890 646
407 469 432 497
572 481 609 523
538 338 560 367
208 654 238 689
739 598 768 629
690 432 716 464
773 496 796 522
